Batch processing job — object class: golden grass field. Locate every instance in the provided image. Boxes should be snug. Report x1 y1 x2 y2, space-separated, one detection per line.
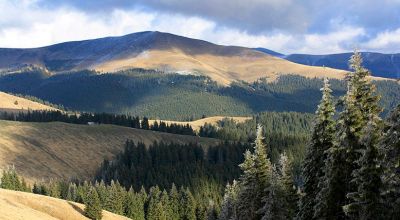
0 92 58 111
0 188 129 220
95 49 349 85
0 120 219 182
149 116 252 132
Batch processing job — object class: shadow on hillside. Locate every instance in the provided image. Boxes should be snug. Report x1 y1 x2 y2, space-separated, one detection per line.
68 201 85 215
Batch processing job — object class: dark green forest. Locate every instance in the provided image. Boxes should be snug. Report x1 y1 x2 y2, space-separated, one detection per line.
0 68 398 120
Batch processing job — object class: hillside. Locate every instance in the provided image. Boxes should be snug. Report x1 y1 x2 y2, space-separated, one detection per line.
0 91 58 112
0 120 219 182
0 31 348 85
149 116 251 131
284 52 400 79
0 189 128 220
0 71 398 120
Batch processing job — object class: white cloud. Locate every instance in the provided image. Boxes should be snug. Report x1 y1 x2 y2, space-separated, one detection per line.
0 0 398 54
363 28 400 53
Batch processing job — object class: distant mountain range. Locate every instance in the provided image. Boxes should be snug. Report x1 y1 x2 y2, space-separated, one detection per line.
255 48 400 79
0 31 348 85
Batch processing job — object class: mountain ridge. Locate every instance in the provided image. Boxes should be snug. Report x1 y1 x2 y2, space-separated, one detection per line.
0 31 349 85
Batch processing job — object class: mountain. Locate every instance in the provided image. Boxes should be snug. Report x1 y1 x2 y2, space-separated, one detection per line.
0 120 219 182
253 47 285 58
0 31 347 85
284 52 400 79
0 189 129 220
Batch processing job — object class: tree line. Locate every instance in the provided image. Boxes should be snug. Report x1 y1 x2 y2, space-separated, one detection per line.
0 110 195 136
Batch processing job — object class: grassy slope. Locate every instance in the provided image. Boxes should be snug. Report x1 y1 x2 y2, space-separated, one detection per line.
95 49 349 85
0 91 58 112
0 188 129 220
0 120 219 182
149 116 251 131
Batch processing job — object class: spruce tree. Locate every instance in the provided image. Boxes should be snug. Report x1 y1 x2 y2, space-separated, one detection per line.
147 186 166 220
179 187 196 220
236 150 257 220
316 51 380 219
219 180 239 220
104 180 125 215
125 187 145 220
278 153 298 219
299 78 335 220
380 105 400 219
84 187 103 220
260 165 286 220
344 115 384 219
169 184 181 220
237 125 273 220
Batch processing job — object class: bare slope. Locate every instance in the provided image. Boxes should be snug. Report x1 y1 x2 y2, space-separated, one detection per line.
0 120 219 182
95 48 347 85
0 31 350 85
149 116 251 131
0 91 58 111
0 189 129 220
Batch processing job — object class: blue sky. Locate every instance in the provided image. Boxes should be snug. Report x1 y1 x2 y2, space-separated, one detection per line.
0 0 400 54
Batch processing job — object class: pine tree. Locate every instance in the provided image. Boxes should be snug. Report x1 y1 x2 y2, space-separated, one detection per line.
237 125 273 220
179 187 196 220
236 150 257 220
299 78 335 220
260 165 286 220
147 186 166 220
66 183 78 202
104 180 125 215
219 180 239 220
169 184 181 220
380 105 400 219
316 51 380 219
344 115 384 219
278 153 298 219
160 190 172 219
84 187 103 220
125 187 145 220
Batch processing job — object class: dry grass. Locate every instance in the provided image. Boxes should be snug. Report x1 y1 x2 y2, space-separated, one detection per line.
0 188 129 220
0 120 219 182
149 116 251 132
94 49 349 85
0 92 58 111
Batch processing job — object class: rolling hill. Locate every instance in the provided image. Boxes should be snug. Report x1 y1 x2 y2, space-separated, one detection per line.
149 116 251 131
0 31 348 85
0 91 58 112
0 120 219 182
0 189 129 220
284 52 400 79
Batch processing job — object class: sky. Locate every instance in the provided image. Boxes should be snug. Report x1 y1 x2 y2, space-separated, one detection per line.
0 0 400 54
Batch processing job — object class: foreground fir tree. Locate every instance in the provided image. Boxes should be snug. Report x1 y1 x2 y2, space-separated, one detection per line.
85 187 103 220
236 125 273 220
299 78 335 220
316 51 381 219
380 105 400 219
344 115 384 219
236 149 257 220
